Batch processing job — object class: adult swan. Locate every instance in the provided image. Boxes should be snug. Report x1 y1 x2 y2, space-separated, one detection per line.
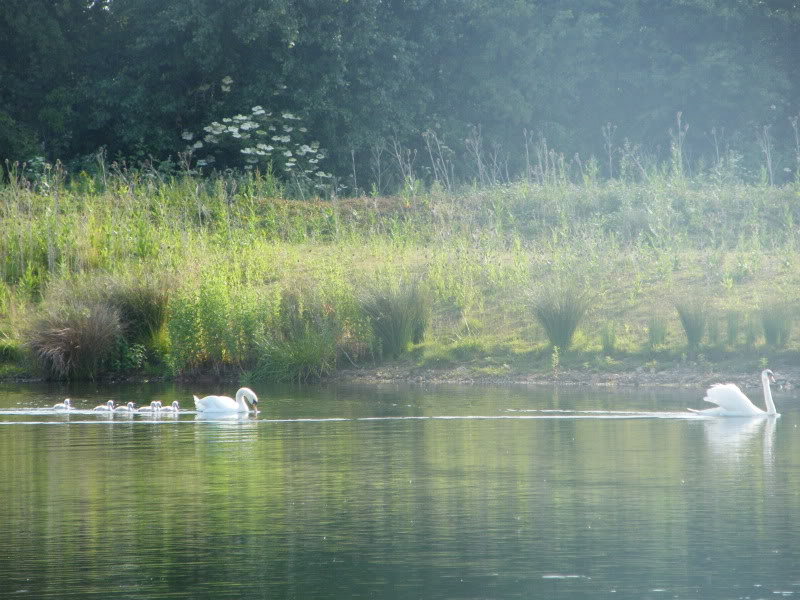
194 387 259 413
688 369 778 417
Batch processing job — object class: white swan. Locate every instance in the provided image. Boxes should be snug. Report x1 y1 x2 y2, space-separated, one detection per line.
689 369 778 417
93 400 115 412
194 387 258 413
160 401 180 413
138 401 161 413
114 402 137 413
53 398 72 410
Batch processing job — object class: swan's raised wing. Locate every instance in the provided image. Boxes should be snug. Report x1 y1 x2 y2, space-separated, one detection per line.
703 384 761 414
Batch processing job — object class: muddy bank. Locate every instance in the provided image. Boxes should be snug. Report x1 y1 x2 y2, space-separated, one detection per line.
331 364 799 391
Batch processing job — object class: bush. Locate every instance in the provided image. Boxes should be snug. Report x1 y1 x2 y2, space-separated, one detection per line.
23 300 122 379
530 284 591 351
675 302 707 350
360 280 431 359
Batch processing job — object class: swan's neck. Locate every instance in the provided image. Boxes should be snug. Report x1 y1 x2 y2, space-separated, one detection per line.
235 390 249 410
763 376 777 415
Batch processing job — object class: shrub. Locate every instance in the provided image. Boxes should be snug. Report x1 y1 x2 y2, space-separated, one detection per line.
530 284 591 351
24 300 122 379
360 280 431 359
761 303 793 348
675 301 707 350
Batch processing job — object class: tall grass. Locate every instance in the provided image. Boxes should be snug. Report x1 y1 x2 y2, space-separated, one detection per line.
24 300 122 379
761 303 793 348
3 167 800 380
530 284 591 351
675 302 707 351
360 280 431 359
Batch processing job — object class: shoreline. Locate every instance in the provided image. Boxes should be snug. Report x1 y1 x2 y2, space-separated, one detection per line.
3 364 797 392
329 364 798 391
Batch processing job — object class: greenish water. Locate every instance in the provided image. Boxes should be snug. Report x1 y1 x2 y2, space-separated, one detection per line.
1 382 799 599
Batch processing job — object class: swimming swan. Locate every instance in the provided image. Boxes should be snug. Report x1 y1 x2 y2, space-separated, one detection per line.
160 401 180 413
194 387 258 413
688 369 778 417
53 399 72 410
114 402 137 413
94 400 115 412
138 401 161 413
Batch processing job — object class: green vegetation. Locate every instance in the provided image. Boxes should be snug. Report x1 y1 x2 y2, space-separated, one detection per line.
530 283 591 351
1 163 799 382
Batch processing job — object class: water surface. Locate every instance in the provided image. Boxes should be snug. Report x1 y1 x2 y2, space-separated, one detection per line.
1 382 799 599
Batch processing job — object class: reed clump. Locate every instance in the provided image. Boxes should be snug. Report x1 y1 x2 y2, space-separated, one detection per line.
761 303 793 349
24 300 122 379
360 280 432 359
675 302 707 351
530 283 591 351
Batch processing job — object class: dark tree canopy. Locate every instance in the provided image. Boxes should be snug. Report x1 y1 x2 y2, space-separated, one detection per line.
1 0 798 183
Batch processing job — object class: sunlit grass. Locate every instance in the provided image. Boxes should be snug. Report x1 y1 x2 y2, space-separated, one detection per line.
1 169 800 380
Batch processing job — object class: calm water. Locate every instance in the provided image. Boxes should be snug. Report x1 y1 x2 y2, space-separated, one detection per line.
1 381 799 599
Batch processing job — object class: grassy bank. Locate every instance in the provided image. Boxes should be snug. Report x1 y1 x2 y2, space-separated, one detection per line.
1 167 799 383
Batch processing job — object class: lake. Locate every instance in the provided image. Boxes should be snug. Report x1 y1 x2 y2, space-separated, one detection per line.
1 381 799 599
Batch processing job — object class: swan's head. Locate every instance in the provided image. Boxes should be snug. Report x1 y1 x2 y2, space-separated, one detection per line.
762 369 776 383
64 399 71 407
240 387 258 406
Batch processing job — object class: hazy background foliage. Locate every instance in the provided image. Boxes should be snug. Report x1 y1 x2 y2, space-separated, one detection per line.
2 0 799 184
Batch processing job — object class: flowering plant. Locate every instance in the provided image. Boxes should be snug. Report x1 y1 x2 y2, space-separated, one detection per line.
183 98 330 187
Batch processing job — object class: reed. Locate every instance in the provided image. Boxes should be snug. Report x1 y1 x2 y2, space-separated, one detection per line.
23 300 122 379
675 302 706 351
530 284 590 351
761 303 793 348
360 280 431 359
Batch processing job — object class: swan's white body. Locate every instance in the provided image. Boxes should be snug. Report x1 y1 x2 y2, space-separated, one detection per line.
138 401 161 413
194 388 258 413
689 369 778 417
160 401 180 413
94 400 115 412
53 399 72 410
114 402 137 413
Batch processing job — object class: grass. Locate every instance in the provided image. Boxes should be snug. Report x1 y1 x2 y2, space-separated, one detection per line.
23 300 122 379
675 302 707 352
1 167 800 381
530 283 591 351
761 303 793 349
360 280 431 360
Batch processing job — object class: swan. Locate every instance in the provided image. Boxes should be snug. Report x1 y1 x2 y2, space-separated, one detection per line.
194 387 258 413
53 398 72 410
160 401 180 413
689 369 778 417
138 401 161 413
114 402 137 413
93 400 115 412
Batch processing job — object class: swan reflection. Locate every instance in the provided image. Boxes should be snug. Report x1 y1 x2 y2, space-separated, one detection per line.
703 416 777 463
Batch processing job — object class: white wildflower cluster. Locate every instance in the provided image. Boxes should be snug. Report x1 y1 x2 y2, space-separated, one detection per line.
184 103 330 182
